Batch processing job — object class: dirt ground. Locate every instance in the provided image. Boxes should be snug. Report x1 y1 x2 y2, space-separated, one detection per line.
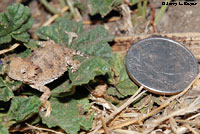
154 0 200 33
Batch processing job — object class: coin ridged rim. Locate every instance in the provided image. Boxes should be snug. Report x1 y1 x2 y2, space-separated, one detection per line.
126 37 199 95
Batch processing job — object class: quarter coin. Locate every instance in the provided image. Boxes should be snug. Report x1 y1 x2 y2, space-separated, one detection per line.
126 37 199 95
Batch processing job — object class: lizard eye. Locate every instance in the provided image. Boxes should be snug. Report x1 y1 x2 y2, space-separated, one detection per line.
21 69 26 74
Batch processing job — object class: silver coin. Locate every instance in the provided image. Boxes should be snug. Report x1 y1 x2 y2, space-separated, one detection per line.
126 37 199 95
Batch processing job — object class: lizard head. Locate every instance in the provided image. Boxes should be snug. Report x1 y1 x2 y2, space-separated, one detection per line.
8 57 40 83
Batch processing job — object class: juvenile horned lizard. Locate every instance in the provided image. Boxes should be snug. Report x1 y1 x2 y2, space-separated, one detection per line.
8 40 86 116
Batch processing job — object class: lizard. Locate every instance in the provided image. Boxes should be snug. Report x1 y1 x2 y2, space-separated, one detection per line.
8 40 86 116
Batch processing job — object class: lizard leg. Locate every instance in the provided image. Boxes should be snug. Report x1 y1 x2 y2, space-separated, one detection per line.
30 84 52 117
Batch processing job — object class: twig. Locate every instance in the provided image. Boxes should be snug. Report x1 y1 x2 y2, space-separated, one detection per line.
176 119 200 127
40 0 59 14
137 94 151 110
187 112 200 120
100 116 110 134
106 86 144 123
26 123 64 134
111 101 169 130
144 104 200 134
120 4 134 34
148 2 157 32
89 86 145 134
0 43 20 55
108 109 126 127
184 124 199 134
169 117 178 133
42 6 69 26
110 73 200 131
40 5 45 26
115 129 143 134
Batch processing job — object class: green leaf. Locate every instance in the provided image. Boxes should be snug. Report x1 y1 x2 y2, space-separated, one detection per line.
0 77 22 102
19 48 33 58
40 97 93 134
0 3 33 44
24 40 39 49
73 26 114 61
37 18 83 46
109 53 129 83
11 32 30 42
69 57 111 88
107 79 138 99
74 0 87 14
0 65 2 74
116 79 138 97
8 96 42 122
0 13 12 36
88 0 122 17
76 98 90 112
12 16 33 34
0 123 9 134
0 35 11 44
109 53 126 83
107 53 138 98
51 80 75 97
107 87 124 98
6 3 30 31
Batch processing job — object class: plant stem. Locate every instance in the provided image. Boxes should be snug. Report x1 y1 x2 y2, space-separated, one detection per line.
65 0 82 21
59 0 66 8
66 0 75 14
142 0 147 19
154 0 171 26
40 0 59 14
137 1 142 17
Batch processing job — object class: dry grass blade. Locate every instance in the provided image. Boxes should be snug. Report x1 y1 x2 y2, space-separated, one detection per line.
110 102 169 130
0 43 20 55
110 73 200 131
184 124 199 134
169 117 179 133
42 6 69 26
26 123 65 134
114 129 143 134
144 96 200 133
120 3 134 34
89 86 145 134
105 86 144 123
100 116 110 134
175 119 200 127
